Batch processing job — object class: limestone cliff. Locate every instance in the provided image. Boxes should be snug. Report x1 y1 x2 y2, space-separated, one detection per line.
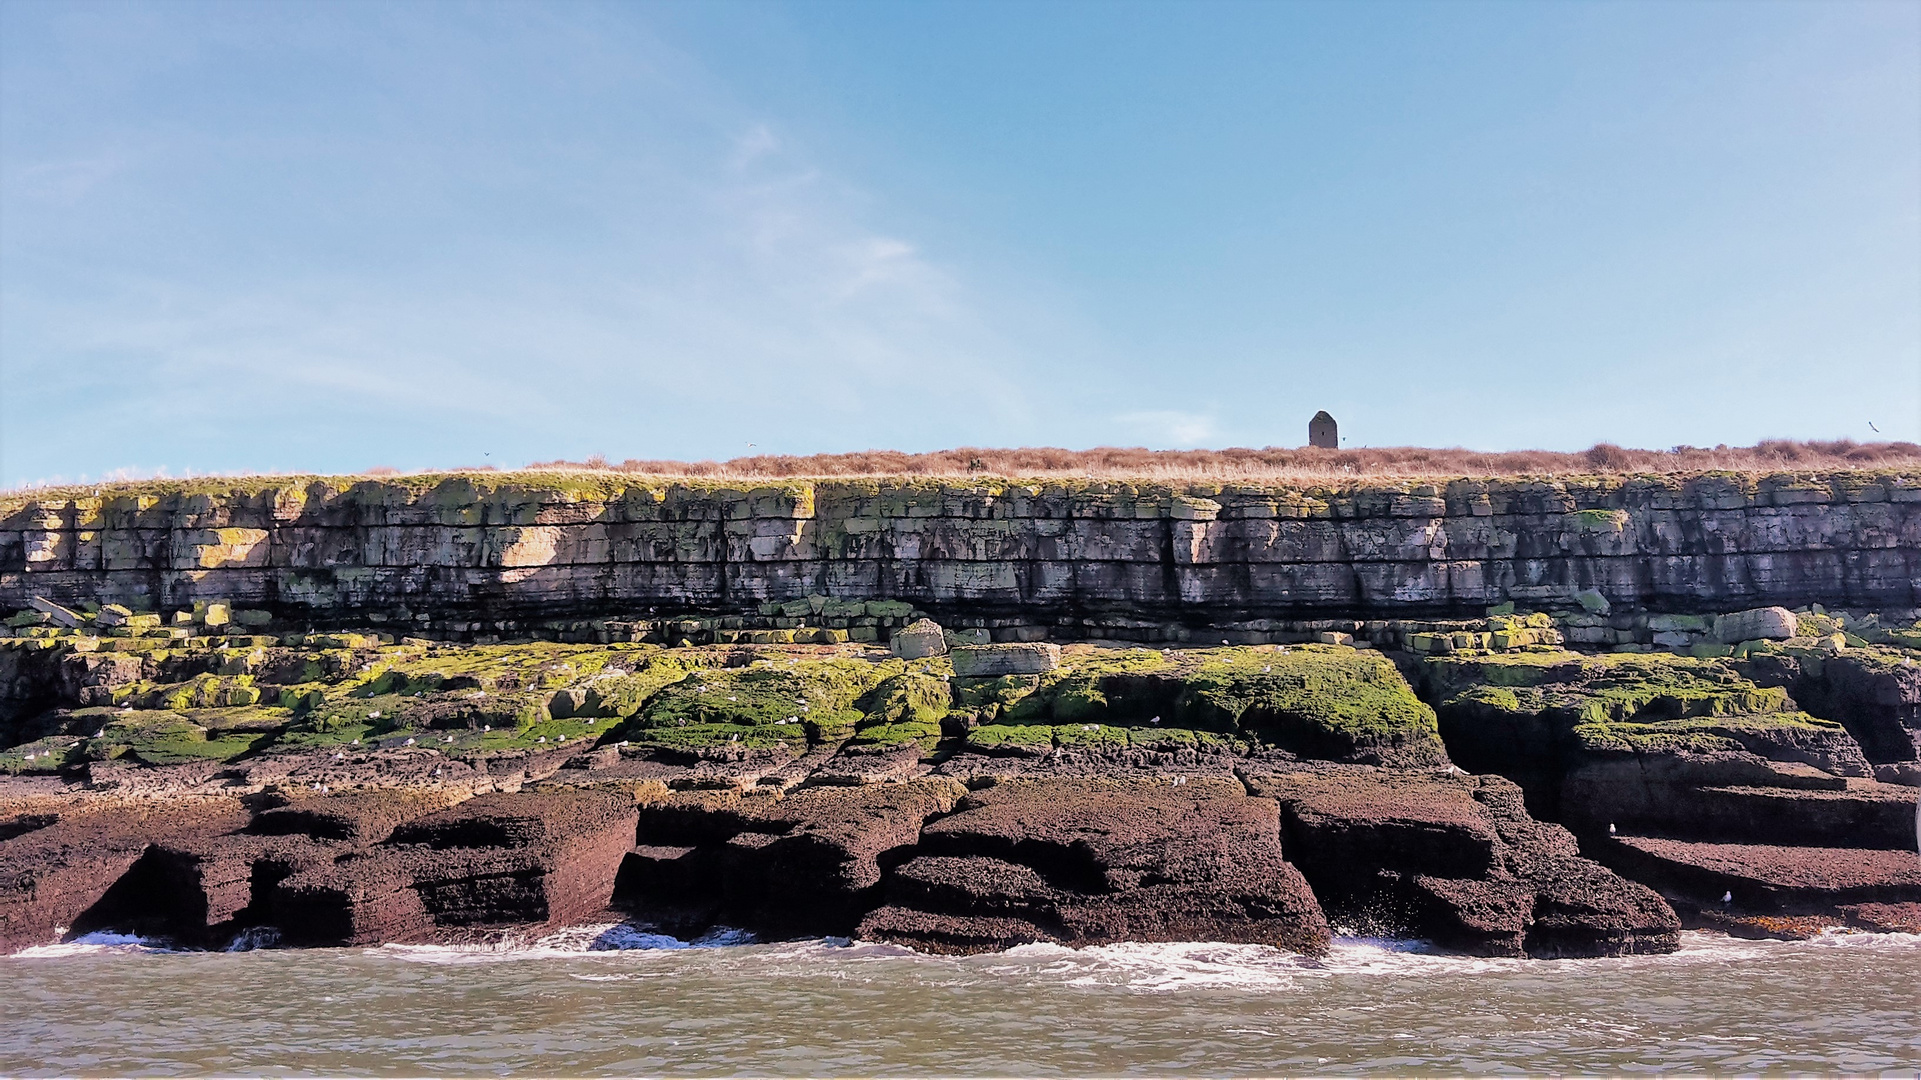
3 470 1917 625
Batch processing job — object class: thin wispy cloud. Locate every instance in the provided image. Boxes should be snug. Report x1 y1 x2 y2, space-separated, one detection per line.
0 8 1074 482
1115 410 1220 448
2 1 1914 486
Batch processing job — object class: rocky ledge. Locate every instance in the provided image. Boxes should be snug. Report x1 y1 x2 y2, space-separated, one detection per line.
3 599 1914 956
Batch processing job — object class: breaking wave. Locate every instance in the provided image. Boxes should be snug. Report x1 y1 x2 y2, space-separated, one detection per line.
955 929 1921 992
10 930 179 957
370 923 758 964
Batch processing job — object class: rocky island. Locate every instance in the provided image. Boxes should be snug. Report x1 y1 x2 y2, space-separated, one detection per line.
2 467 1917 957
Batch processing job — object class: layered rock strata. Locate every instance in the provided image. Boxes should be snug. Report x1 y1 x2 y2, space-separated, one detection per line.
3 470 1916 627
1421 647 1921 938
2 625 1913 956
3 466 1917 957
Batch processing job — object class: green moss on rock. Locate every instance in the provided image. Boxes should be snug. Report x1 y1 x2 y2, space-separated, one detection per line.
1173 645 1444 764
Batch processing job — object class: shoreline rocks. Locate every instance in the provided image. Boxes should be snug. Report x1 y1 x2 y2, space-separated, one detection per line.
2 595 1918 957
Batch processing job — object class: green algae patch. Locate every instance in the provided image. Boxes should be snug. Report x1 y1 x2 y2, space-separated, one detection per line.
265 721 382 753
859 672 952 728
84 711 266 766
1421 649 1595 696
1174 645 1445 764
1051 722 1130 751
1568 709 1843 756
1124 726 1237 753
965 723 1057 755
1565 508 1630 533
633 658 884 731
615 657 891 756
578 654 696 718
951 674 1042 713
844 671 952 752
1431 648 1854 789
627 722 808 756
0 735 88 775
845 720 944 752
976 647 1179 726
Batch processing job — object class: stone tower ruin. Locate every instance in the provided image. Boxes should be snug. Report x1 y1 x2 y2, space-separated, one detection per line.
1308 411 1338 449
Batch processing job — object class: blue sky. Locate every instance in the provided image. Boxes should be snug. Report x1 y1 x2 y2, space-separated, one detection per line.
2 0 1916 485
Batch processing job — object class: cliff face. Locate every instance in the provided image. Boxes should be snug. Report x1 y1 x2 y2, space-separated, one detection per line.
2 470 1917 623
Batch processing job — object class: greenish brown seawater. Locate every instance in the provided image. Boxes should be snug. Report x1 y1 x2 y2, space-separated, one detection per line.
4 929 1918 1075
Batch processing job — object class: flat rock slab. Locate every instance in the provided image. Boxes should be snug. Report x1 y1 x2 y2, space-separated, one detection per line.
950 644 1061 677
1607 836 1921 908
857 777 1330 955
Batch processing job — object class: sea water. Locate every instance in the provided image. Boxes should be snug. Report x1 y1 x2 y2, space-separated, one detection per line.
4 929 1918 1075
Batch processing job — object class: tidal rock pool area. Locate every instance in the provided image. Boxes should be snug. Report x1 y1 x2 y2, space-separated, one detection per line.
3 589 1916 957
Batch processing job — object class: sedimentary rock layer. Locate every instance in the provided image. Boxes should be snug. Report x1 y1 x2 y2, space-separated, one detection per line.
4 470 1917 623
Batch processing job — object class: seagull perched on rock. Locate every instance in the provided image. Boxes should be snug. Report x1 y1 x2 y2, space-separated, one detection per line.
1609 823 1617 835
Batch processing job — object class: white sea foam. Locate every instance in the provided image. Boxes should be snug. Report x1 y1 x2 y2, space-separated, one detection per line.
223 926 283 952
908 929 1921 993
370 923 757 964
10 930 177 957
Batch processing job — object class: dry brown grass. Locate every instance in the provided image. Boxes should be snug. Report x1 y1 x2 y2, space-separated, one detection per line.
527 440 1921 481
12 440 1917 499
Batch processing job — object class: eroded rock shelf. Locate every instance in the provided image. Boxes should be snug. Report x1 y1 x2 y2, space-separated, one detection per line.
1 470 1917 957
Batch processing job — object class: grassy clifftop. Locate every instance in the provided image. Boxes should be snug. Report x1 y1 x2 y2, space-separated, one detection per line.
8 439 1921 504
7 463 1919 516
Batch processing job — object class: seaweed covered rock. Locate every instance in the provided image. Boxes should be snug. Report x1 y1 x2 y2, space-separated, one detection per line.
942 644 1444 771
615 657 885 764
1174 646 1444 765
1425 650 1873 829
1423 648 1919 939
1245 766 1680 958
842 671 953 757
1762 646 1921 766
856 777 1331 955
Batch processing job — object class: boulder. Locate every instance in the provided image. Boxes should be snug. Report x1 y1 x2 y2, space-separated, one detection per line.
1713 607 1797 644
28 597 84 628
94 604 132 628
950 643 1062 677
890 619 948 660
1572 589 1611 616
